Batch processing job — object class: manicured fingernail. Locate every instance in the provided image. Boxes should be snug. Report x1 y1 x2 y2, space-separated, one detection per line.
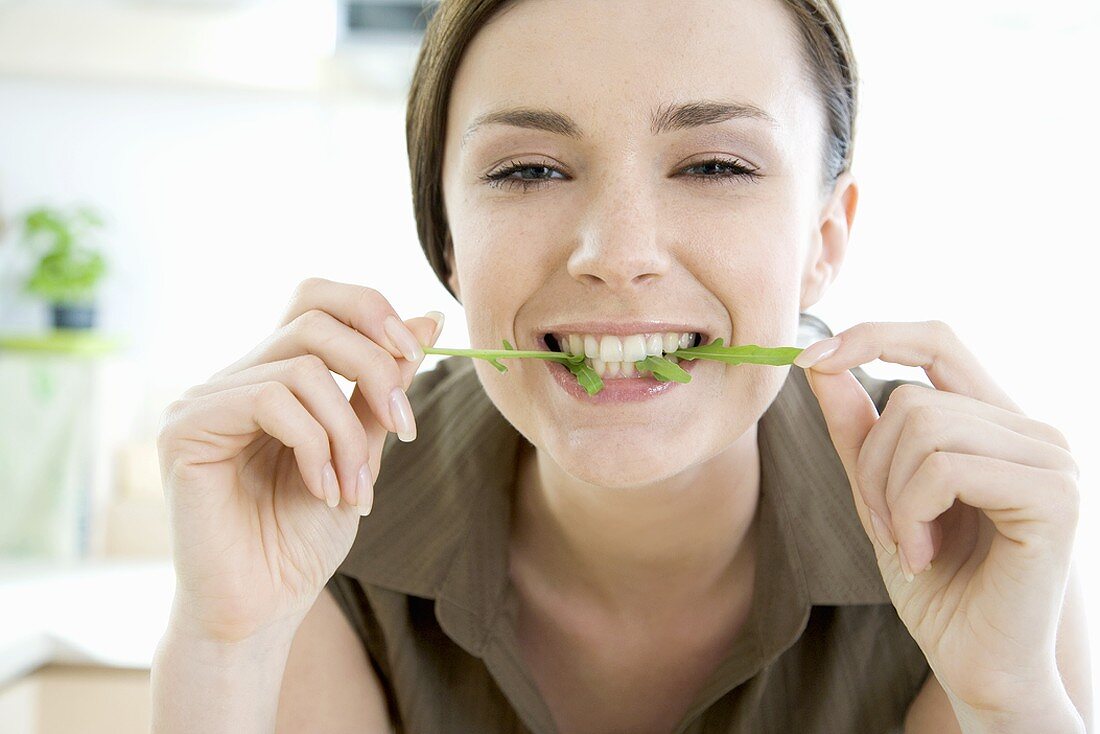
794 336 841 368
389 387 416 442
869 510 897 556
897 544 914 583
384 315 424 362
424 310 445 345
322 461 340 508
356 463 373 516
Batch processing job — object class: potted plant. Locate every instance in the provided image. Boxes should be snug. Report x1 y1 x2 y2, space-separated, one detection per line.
18 206 109 330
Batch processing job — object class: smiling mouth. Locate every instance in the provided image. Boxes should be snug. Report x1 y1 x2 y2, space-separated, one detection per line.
543 330 703 379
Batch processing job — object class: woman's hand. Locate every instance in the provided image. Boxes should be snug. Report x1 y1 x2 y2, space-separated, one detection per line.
155 277 443 644
795 320 1083 730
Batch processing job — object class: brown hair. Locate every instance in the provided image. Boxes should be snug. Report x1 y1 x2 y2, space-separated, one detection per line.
406 0 858 301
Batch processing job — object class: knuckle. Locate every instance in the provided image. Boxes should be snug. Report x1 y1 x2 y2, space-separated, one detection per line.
293 276 327 302
1047 471 1080 526
851 321 881 340
157 399 189 437
923 450 954 479
291 353 330 380
294 307 330 334
306 424 331 450
928 319 956 341
885 383 925 412
281 277 327 323
355 285 383 315
1055 469 1079 501
255 380 291 406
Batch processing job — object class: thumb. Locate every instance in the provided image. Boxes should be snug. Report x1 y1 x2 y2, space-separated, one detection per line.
805 367 880 527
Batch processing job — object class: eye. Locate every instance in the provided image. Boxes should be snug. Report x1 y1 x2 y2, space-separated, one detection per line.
680 157 762 184
480 160 567 192
479 155 763 193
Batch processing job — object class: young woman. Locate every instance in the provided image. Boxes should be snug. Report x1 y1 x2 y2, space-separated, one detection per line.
151 0 1091 732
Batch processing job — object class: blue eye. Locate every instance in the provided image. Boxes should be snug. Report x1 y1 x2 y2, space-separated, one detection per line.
681 158 763 183
480 157 762 192
481 160 565 192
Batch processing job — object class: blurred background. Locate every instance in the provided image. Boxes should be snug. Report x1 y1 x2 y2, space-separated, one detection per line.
0 0 1097 731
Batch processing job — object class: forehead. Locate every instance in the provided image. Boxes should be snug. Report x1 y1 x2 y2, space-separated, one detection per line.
445 0 815 150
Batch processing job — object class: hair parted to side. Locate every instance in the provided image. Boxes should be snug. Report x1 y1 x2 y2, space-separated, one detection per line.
406 0 859 302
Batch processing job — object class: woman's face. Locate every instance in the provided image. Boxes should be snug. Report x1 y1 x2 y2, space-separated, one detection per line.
441 0 855 489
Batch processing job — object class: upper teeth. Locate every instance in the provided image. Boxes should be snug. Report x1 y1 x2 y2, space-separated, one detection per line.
552 332 697 361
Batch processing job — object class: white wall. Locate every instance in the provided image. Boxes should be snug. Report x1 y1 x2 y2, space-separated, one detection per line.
0 0 1098 713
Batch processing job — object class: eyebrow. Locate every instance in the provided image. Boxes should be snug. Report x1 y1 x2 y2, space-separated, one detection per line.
461 99 779 149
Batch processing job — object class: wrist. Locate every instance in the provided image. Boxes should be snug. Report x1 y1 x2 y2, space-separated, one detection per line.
956 705 1084 734
950 679 1084 734
151 613 303 734
160 608 302 660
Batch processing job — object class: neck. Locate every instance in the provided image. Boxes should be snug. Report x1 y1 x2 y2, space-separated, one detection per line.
511 423 761 613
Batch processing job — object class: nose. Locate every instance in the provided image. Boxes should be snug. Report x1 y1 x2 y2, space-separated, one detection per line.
567 176 671 290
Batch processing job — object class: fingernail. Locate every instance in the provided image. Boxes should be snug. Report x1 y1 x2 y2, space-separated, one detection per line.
897 544 915 583
424 310 445 345
793 336 840 368
869 510 897 556
356 463 373 516
389 386 416 442
322 461 340 508
384 315 424 362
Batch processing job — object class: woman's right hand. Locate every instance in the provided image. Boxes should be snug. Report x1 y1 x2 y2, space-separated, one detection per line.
155 277 443 644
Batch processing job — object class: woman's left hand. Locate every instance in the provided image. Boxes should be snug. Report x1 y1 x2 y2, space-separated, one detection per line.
796 320 1081 727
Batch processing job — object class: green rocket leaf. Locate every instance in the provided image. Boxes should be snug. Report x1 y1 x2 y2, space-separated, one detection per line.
420 336 806 395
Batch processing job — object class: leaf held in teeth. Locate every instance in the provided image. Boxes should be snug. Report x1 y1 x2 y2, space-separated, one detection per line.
638 355 691 383
419 334 807 395
566 360 604 395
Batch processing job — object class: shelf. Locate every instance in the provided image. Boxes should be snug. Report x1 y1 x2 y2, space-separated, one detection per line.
0 332 127 356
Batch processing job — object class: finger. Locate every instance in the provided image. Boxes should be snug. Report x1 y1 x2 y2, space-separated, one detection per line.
856 397 1077 535
859 384 1073 513
277 277 426 364
162 381 334 505
883 408 1077 524
804 367 881 545
180 355 372 509
800 321 1022 414
215 309 414 438
351 315 443 503
890 451 1080 575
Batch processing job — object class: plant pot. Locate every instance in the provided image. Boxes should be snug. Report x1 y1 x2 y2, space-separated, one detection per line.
51 302 97 330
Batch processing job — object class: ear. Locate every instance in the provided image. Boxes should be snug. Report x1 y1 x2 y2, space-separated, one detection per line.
800 171 858 311
444 240 462 302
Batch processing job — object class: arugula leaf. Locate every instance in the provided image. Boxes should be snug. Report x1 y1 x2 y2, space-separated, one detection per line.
673 337 802 366
565 360 604 395
420 337 805 395
637 355 691 383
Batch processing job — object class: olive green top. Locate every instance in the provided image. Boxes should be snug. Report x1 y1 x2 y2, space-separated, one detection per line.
327 327 932 733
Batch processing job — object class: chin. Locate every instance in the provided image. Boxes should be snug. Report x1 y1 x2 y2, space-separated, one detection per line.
547 425 718 490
